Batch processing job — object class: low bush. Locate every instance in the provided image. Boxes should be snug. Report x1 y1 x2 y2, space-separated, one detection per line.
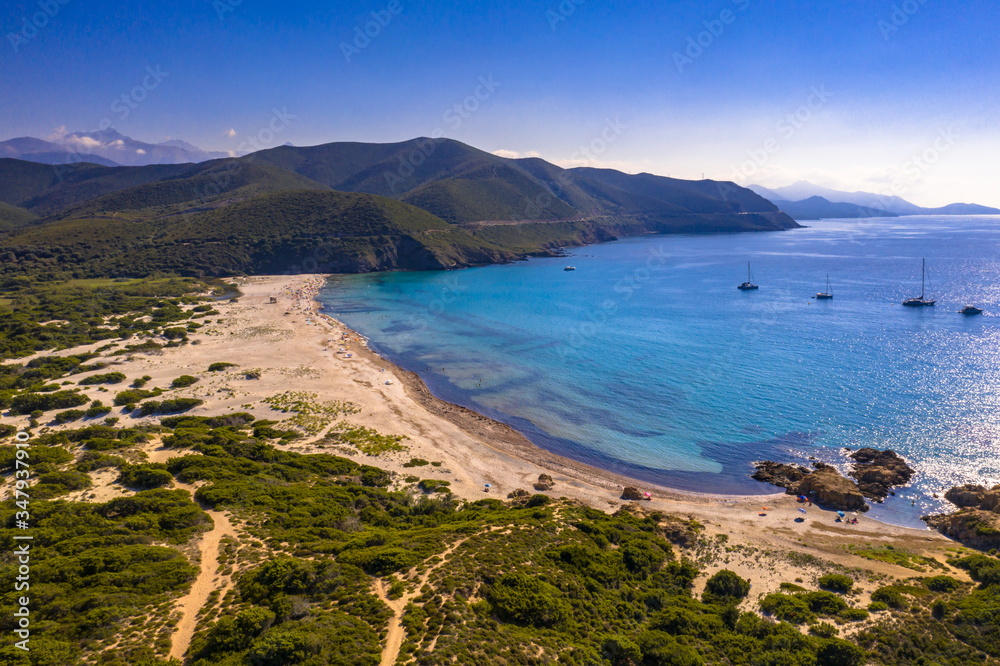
705 570 751 600
924 575 961 593
11 390 88 415
818 573 854 592
118 463 174 489
136 398 204 417
79 372 127 385
53 409 87 424
170 375 199 389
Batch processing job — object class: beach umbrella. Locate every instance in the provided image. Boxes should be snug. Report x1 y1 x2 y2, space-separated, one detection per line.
798 508 807 514
485 483 491 488
837 511 846 518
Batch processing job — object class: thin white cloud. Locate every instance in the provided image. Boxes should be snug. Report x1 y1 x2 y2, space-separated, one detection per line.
225 128 237 138
136 149 147 154
492 149 542 159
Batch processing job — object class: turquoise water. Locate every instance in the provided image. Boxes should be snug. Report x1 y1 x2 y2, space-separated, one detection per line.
319 216 1000 527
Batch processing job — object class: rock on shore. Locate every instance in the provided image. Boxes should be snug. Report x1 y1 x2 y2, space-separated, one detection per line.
923 483 1000 549
753 461 868 512
848 448 915 502
923 510 1000 550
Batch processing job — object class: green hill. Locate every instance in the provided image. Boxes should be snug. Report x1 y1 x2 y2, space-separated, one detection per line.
55 159 331 221
0 190 517 278
0 158 191 215
0 139 800 281
250 138 795 225
0 201 36 231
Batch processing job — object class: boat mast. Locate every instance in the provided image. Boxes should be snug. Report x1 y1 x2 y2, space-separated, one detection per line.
921 258 925 300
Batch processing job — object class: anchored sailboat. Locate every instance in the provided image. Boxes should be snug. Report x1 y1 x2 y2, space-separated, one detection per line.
738 262 759 291
902 259 936 307
816 275 833 300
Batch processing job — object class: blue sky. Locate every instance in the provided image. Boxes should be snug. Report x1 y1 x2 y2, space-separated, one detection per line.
2 0 998 206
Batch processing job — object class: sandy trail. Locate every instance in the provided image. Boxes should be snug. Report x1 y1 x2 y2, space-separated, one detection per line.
169 481 238 662
374 538 469 666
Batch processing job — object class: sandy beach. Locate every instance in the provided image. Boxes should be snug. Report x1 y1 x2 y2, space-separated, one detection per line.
9 273 966 607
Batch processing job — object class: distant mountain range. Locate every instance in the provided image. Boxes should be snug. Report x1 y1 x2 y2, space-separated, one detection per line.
0 129 232 167
748 181 1000 220
0 137 798 277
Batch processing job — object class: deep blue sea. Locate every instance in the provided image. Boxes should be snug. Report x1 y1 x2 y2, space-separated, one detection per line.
319 216 1000 527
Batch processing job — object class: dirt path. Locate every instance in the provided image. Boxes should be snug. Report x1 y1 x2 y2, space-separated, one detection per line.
373 538 469 666
168 482 239 662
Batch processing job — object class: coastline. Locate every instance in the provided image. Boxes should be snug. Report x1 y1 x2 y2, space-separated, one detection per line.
299 275 935 531
3 271 970 607
292 273 969 596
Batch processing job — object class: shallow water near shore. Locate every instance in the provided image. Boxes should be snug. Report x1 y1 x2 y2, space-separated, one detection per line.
320 216 1000 528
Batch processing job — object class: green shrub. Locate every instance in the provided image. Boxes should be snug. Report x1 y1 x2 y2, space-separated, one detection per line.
79 372 127 385
113 388 159 406
33 470 92 498
86 401 113 418
170 375 199 389
403 458 430 467
418 479 451 494
760 593 814 624
871 587 907 609
839 608 869 622
816 639 865 666
76 451 127 473
924 575 961 593
818 574 854 592
810 622 839 638
208 362 238 372
602 635 643 665
0 444 73 472
119 463 174 489
487 572 569 627
636 630 703 665
705 570 751 600
53 408 87 424
11 390 88 415
867 601 889 612
801 590 849 615
136 398 203 416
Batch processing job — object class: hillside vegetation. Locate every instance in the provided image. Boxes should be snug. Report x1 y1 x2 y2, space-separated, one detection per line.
0 139 798 280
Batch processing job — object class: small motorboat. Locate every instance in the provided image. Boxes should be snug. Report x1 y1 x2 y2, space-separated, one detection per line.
564 266 576 272
960 305 983 315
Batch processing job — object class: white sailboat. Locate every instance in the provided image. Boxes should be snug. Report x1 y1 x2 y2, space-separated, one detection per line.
902 259 935 307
